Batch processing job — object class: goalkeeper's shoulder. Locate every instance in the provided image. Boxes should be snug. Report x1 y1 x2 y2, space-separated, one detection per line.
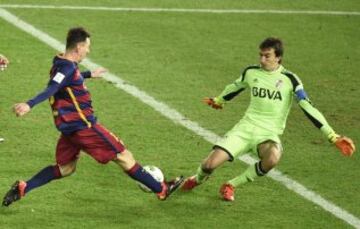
241 64 261 75
237 64 261 83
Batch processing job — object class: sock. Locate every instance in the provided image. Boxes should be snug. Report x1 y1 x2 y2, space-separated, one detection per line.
126 163 162 193
25 165 62 194
228 161 267 187
195 165 212 183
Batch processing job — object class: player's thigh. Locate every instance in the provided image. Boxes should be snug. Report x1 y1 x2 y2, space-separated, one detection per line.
76 124 126 164
214 134 251 162
56 134 81 166
202 147 231 170
253 132 282 157
257 140 282 166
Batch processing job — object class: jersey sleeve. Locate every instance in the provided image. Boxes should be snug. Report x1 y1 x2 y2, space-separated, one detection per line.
298 99 336 139
283 71 337 140
26 63 75 108
215 67 250 104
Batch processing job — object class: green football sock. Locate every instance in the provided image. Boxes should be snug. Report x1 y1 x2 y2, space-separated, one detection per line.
228 162 265 187
195 166 211 183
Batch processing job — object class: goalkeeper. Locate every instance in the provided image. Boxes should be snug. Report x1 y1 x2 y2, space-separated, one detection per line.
181 37 356 201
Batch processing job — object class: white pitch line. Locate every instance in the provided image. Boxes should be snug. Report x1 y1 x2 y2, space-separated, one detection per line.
0 7 359 228
0 4 359 16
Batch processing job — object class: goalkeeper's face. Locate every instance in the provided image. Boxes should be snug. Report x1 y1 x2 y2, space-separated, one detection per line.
259 48 281 71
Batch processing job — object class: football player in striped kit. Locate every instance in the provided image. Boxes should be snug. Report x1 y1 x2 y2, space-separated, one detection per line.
3 27 183 207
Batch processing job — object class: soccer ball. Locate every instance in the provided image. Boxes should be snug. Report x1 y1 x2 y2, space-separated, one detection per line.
138 165 164 193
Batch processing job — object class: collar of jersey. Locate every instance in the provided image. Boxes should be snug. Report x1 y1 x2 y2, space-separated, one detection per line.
261 65 284 75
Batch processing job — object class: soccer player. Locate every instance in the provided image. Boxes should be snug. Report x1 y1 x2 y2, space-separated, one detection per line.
0 54 9 143
2 27 183 207
181 37 356 201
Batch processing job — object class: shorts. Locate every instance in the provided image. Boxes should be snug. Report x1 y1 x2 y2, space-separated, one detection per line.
214 120 281 161
56 123 126 165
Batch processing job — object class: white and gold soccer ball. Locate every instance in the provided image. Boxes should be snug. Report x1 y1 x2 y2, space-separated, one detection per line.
138 165 164 193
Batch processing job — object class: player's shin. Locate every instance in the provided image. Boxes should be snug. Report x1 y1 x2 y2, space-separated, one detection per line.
228 162 267 187
24 165 62 194
195 166 212 183
126 163 162 193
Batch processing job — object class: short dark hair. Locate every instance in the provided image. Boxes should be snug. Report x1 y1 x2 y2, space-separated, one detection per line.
66 27 91 50
259 37 284 58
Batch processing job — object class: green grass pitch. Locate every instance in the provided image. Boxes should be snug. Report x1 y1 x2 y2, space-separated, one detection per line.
0 1 359 228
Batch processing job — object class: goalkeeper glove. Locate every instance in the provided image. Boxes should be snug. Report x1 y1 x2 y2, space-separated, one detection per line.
203 97 223 109
329 133 356 157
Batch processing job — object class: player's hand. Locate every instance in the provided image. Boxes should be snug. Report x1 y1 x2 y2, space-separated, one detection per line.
0 54 9 71
13 103 31 117
334 136 355 157
91 68 107 78
203 97 223 109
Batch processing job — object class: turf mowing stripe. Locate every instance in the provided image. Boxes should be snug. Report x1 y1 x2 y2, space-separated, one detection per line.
0 8 359 228
0 4 359 16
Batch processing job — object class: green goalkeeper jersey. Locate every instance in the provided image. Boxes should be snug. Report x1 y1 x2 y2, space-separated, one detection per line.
215 65 336 138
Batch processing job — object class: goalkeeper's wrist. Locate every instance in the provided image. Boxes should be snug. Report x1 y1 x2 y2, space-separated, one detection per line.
328 132 340 143
213 97 225 105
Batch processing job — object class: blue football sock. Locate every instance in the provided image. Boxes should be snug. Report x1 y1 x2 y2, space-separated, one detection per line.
25 165 62 194
126 163 162 193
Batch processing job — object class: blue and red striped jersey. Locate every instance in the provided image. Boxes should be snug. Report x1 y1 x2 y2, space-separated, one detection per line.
50 55 96 134
27 54 96 134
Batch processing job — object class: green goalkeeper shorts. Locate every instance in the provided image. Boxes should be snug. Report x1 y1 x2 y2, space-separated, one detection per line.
214 120 281 161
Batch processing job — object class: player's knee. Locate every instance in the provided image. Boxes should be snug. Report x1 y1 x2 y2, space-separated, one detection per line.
201 160 215 173
114 151 136 171
266 150 281 168
59 163 76 177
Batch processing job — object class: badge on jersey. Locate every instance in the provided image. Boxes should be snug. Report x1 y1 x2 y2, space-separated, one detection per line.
52 72 65 84
275 79 283 89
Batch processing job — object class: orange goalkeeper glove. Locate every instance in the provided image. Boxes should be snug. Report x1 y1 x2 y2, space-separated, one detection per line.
329 134 356 157
203 97 223 109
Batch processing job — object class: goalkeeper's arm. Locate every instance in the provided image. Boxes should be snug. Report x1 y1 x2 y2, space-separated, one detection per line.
205 77 247 109
298 98 355 156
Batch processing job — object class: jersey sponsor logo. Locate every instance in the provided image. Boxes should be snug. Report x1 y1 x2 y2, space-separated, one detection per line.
52 72 65 84
252 87 282 100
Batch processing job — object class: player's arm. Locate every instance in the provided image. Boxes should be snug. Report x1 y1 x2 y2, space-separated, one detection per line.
204 69 249 109
292 78 355 156
14 66 73 117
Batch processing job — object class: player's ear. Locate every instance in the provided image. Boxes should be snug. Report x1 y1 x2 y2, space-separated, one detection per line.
276 56 281 64
75 43 81 53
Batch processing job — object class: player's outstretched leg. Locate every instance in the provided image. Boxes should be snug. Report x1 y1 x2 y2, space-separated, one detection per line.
2 181 26 206
181 166 211 191
157 176 185 200
182 147 230 191
2 165 63 207
220 161 267 201
127 165 184 200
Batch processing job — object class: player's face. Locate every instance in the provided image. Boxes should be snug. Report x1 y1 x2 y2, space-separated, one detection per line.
77 38 91 62
259 48 280 71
